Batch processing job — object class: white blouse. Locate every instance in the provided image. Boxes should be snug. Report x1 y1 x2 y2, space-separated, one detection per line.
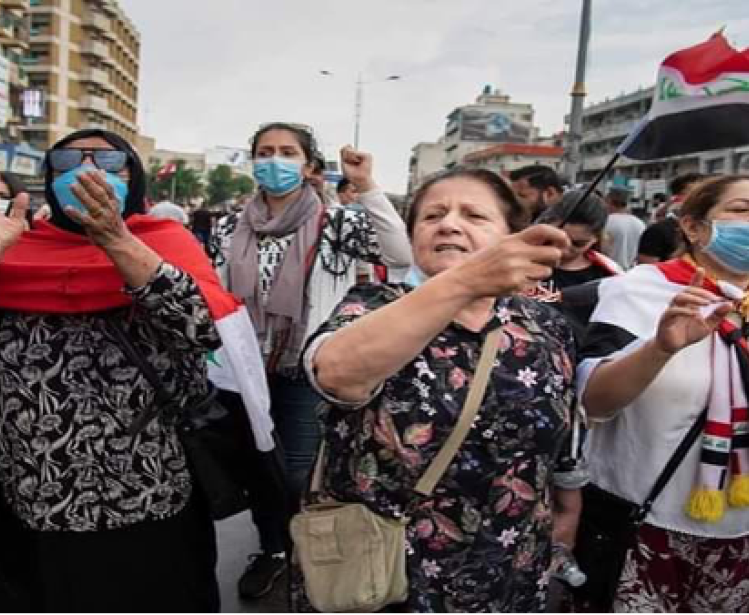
579 265 749 539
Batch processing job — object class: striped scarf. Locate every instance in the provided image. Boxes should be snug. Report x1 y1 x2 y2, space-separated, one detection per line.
686 319 749 522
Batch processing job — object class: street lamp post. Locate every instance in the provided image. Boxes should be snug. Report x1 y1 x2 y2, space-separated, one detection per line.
320 71 401 149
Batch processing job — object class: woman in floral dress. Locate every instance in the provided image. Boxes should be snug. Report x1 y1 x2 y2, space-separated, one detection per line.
293 168 577 612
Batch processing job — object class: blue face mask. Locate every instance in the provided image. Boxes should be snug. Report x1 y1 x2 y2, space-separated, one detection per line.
52 164 129 216
404 265 428 288
704 220 749 274
253 157 303 196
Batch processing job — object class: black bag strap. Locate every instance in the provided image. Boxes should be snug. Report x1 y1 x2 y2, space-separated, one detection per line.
635 405 707 523
107 318 213 437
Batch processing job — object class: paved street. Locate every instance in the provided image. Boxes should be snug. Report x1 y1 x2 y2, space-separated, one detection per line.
216 511 288 613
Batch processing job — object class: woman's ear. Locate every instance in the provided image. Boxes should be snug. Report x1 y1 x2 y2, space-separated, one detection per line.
301 162 315 180
679 215 706 248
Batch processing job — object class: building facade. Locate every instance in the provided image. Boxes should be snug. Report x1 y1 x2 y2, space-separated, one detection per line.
576 86 746 196
443 86 537 168
407 140 444 194
0 0 31 142
463 143 564 176
21 0 139 150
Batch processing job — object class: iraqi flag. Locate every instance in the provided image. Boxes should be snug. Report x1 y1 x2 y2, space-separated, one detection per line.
0 216 274 451
622 32 749 160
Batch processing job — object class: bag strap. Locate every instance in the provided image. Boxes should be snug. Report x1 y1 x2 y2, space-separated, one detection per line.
108 318 216 437
635 404 707 522
637 327 745 521
414 327 502 496
307 327 502 501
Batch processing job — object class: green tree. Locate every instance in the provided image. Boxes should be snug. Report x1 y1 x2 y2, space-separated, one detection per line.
232 174 254 197
206 164 237 205
147 159 204 202
206 164 234 205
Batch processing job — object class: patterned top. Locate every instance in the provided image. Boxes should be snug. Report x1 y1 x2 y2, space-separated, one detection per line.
257 234 294 305
0 263 220 532
212 201 401 371
298 284 576 613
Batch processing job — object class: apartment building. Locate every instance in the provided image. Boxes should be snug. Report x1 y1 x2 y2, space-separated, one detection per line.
0 0 31 140
22 0 139 150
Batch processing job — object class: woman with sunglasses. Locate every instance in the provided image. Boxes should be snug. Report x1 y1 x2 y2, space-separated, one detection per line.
0 129 248 611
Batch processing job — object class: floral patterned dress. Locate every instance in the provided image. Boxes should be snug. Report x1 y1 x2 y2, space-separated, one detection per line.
293 284 576 613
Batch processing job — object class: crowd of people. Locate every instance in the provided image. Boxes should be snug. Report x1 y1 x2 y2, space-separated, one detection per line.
0 121 747 614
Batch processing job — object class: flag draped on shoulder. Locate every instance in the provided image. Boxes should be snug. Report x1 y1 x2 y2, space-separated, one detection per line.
0 216 274 452
622 32 749 160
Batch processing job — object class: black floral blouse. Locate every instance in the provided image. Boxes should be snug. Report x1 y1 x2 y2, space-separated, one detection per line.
0 263 220 532
295 284 577 613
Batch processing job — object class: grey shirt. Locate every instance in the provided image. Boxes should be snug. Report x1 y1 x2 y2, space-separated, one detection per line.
604 212 646 269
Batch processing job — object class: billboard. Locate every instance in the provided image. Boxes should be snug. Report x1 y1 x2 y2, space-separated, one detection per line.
0 56 9 128
205 146 249 168
460 109 531 143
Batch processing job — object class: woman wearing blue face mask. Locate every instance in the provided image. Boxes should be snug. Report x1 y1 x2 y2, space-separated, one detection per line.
0 129 262 612
575 175 749 612
217 122 412 599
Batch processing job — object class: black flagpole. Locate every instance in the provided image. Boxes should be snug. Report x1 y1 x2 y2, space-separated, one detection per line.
558 116 648 226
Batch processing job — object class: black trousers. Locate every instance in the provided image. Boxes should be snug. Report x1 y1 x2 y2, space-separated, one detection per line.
0 494 219 613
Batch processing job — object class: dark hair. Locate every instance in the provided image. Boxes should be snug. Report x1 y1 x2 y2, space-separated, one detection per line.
406 167 526 236
310 154 326 175
0 172 27 197
606 187 629 208
250 122 318 164
536 189 608 235
44 128 147 235
508 164 563 193
336 178 352 194
669 172 705 198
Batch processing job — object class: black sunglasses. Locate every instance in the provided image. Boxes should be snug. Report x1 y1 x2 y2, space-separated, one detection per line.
48 148 129 173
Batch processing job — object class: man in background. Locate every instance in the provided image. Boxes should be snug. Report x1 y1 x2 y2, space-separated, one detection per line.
509 164 564 221
603 187 645 269
336 178 360 208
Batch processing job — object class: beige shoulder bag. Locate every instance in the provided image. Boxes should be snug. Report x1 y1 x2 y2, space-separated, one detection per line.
290 328 502 613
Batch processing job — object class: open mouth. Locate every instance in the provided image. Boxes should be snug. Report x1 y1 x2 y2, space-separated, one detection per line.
434 244 469 253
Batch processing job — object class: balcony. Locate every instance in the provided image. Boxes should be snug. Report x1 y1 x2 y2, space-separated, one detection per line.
79 94 109 114
8 61 27 87
80 66 109 88
81 40 109 60
581 119 639 146
99 0 118 17
0 18 29 50
82 11 110 32
2 0 30 10
85 119 108 130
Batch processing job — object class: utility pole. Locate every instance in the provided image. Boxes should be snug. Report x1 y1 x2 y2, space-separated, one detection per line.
563 0 592 184
353 73 363 149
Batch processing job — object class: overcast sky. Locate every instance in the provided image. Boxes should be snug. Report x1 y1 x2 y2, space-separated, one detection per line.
118 0 749 193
